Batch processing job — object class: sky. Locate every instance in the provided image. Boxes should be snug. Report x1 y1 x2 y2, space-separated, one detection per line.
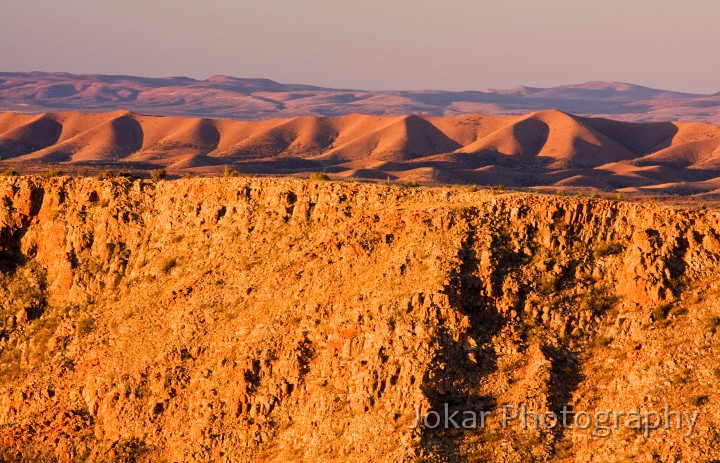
2 0 719 94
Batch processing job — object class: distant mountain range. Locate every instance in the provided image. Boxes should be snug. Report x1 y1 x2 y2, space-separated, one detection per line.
1 72 719 123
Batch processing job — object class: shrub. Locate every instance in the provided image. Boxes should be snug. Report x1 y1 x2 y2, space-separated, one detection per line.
1 169 18 177
688 395 708 407
402 180 419 188
309 172 330 181
491 185 505 194
579 287 618 315
555 189 566 197
117 171 136 180
594 241 623 258
98 170 115 180
593 336 613 348
76 168 89 177
652 303 673 328
224 167 239 178
704 316 720 334
113 437 149 463
539 275 558 293
77 315 95 335
41 169 62 178
161 258 177 274
151 168 167 180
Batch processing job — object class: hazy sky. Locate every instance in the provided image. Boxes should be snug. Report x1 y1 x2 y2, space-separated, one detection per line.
2 0 719 93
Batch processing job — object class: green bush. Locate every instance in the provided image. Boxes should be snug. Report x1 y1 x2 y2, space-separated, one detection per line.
1 169 18 177
401 180 419 188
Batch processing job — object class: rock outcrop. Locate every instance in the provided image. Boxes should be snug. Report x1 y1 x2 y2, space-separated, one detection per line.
0 177 719 462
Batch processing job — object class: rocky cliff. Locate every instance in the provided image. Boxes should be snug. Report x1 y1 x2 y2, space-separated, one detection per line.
0 177 719 462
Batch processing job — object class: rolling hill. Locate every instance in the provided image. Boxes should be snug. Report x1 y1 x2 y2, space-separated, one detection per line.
1 109 720 194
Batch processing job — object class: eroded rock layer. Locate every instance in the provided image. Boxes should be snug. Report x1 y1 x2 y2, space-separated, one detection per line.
0 177 719 462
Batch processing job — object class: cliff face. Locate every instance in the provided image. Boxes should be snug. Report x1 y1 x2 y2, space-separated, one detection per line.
0 177 719 462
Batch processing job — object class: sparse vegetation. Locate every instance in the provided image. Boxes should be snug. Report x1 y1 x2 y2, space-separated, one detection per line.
98 170 115 180
688 394 708 407
95 170 136 181
113 437 149 463
77 315 95 335
593 336 613 348
652 303 673 328
674 372 690 384
1 169 18 177
151 168 167 180
594 241 623 258
161 258 177 273
401 180 419 188
704 315 720 334
310 172 330 181
539 275 558 293
41 169 62 178
578 287 618 315
224 167 239 178
117 171 136 180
